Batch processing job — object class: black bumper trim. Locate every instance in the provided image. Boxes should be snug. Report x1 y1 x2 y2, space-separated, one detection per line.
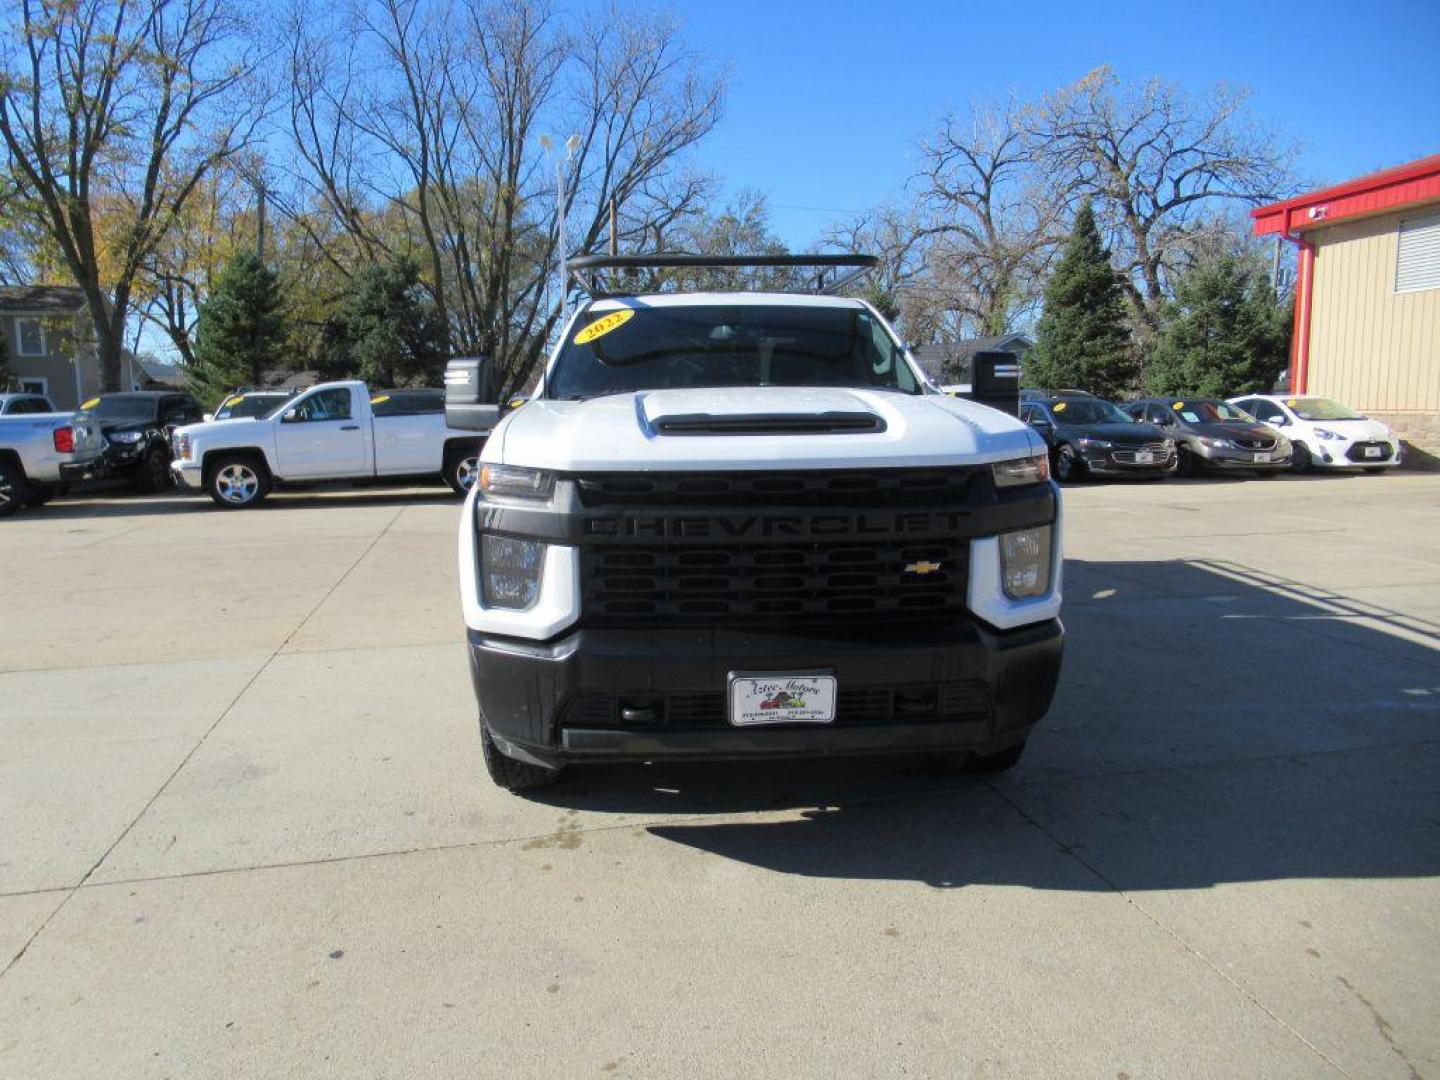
466 617 1063 766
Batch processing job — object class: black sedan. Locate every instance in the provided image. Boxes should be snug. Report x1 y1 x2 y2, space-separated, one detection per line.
1120 398 1292 477
75 391 205 491
1020 397 1175 482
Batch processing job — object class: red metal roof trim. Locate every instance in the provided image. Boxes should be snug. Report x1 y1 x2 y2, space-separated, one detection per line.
1252 154 1440 236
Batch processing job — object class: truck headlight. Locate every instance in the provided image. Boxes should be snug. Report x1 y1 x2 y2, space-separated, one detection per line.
481 534 546 609
999 526 1052 599
992 453 1050 488
479 464 555 501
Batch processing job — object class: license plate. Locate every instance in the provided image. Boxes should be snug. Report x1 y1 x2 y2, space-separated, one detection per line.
728 672 837 726
1364 445 1382 458
1253 452 1271 463
1134 451 1154 464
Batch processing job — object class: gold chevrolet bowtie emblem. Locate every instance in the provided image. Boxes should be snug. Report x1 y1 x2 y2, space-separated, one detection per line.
904 560 943 575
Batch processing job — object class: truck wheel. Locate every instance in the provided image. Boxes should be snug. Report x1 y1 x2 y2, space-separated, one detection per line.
207 456 270 509
0 462 20 518
480 725 563 792
446 452 480 496
965 739 1028 774
132 446 171 493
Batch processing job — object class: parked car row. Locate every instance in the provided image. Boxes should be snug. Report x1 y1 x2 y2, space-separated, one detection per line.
1018 389 1401 483
0 380 492 517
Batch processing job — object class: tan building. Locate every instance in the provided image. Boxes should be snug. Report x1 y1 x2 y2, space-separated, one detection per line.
1253 155 1440 462
1 285 142 410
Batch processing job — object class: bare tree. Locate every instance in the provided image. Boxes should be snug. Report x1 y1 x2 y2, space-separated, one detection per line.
280 0 724 396
918 99 1069 338
0 0 265 389
1027 66 1296 338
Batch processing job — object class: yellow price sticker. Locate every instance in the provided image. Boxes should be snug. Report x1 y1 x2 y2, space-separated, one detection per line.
229 395 246 405
574 308 635 344
1173 401 1185 410
1053 401 1067 412
81 397 101 410
370 394 391 404
1285 398 1298 407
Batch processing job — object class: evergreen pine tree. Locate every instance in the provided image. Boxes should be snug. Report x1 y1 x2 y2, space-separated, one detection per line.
1028 201 1134 397
1148 252 1292 397
318 258 447 386
191 250 286 405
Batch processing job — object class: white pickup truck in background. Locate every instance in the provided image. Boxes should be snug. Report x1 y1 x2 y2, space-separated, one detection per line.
170 380 497 508
0 411 107 517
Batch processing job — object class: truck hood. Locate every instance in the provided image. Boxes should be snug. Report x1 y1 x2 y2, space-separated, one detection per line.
494 387 1040 471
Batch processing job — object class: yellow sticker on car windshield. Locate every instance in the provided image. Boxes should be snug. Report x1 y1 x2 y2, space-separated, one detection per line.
1053 401 1067 412
1286 398 1298 407
229 395 245 405
1173 401 1185 410
370 394 390 404
81 397 101 410
574 308 634 344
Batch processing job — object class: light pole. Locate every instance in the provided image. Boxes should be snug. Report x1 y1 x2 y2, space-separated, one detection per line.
540 134 581 325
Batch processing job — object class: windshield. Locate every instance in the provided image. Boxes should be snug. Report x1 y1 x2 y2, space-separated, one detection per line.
545 303 920 400
1048 399 1132 425
1174 400 1252 424
216 394 287 420
1289 397 1363 422
75 396 157 424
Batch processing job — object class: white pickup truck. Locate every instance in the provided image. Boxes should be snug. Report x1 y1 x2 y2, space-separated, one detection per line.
448 253 1064 791
170 380 496 508
0 411 107 517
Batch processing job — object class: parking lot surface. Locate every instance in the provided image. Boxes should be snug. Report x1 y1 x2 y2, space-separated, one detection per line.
2 474 1438 1078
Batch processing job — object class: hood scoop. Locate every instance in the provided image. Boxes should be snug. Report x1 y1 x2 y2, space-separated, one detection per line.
650 411 887 436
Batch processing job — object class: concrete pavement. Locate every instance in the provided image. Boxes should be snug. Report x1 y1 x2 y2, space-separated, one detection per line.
1 474 1437 1078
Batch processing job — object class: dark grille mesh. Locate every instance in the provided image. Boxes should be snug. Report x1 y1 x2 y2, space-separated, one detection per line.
581 539 968 623
559 682 989 729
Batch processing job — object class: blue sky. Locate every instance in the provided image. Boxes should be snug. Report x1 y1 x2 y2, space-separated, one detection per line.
670 0 1440 247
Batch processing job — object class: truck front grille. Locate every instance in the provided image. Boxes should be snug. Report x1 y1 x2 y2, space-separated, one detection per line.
581 538 969 623
560 682 989 728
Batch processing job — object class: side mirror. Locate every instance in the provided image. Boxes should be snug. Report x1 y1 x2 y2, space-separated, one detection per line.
281 408 299 423
444 356 501 432
1269 414 1289 427
1030 417 1051 429
202 413 214 423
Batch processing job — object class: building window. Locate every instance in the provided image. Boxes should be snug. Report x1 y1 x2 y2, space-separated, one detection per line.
20 378 49 397
1396 212 1440 294
15 317 46 357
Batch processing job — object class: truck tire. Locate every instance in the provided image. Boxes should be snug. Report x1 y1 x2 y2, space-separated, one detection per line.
446 451 480 497
964 739 1028 774
0 461 20 518
132 446 171 493
207 455 270 509
480 725 563 792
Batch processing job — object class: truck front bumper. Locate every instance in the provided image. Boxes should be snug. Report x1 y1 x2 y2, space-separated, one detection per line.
468 617 1063 767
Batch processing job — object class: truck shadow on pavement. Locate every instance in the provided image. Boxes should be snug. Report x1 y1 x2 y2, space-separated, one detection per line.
541 557 1440 890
